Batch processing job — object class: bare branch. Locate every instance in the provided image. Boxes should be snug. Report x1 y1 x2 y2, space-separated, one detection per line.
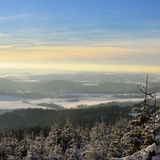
137 84 145 93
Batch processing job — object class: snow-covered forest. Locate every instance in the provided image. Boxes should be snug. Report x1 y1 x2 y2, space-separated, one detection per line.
0 106 159 159
0 77 160 159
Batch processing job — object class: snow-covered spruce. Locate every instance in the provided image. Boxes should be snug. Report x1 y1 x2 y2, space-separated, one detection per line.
0 76 159 159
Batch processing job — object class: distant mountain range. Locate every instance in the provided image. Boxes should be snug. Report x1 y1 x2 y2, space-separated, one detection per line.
0 78 159 97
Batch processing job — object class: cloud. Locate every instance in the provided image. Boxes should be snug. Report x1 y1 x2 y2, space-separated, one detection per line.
0 44 159 65
0 14 33 22
0 33 7 37
0 62 160 74
2 26 160 49
1 26 160 71
0 44 16 49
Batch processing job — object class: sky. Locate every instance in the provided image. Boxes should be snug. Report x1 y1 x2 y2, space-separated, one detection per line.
0 0 160 73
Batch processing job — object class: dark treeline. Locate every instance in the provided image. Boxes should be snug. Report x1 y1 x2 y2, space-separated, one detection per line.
0 105 132 134
0 103 159 159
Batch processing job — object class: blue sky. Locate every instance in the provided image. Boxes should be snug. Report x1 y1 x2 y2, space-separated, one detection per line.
0 0 160 73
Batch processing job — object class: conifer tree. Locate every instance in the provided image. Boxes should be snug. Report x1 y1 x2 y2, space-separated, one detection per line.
82 118 109 160
121 76 160 159
108 116 128 158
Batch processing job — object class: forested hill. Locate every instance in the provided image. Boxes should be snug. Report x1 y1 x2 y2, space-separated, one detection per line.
0 105 132 133
0 103 159 159
0 78 159 94
0 76 160 159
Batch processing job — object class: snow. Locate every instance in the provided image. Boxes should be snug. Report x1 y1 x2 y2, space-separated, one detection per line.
113 143 160 160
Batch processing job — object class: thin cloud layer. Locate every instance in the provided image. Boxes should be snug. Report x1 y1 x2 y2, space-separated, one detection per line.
0 0 160 73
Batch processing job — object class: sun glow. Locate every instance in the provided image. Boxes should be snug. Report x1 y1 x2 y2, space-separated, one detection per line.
1 45 159 62
0 43 160 74
0 62 160 74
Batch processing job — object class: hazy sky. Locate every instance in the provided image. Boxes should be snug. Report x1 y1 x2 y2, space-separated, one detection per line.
0 0 160 73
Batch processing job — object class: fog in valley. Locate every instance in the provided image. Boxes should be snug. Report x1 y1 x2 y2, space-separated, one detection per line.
0 71 159 113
